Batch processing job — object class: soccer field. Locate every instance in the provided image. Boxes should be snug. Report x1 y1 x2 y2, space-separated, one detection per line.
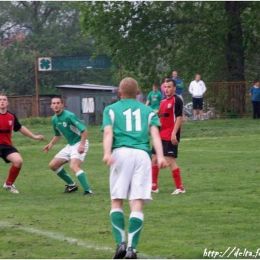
0 118 259 259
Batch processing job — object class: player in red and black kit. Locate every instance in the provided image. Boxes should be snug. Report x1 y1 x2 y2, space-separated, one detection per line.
151 79 185 195
0 94 44 194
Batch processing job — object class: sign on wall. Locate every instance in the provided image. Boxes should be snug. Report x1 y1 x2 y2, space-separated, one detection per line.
82 97 95 114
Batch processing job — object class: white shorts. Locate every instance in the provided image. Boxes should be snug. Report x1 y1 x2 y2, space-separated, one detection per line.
110 147 152 204
55 140 89 162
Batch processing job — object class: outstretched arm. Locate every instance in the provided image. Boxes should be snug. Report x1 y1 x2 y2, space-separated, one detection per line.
19 126 44 140
43 136 61 153
102 125 114 166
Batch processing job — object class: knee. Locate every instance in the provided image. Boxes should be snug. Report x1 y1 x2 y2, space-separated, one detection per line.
111 199 123 210
49 161 58 171
13 158 23 168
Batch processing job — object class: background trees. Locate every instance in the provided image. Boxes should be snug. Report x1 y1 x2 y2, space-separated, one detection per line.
1 1 260 99
79 1 260 92
0 1 113 95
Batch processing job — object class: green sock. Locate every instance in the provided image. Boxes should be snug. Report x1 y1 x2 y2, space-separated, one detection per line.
56 167 74 185
128 212 144 249
110 209 125 245
76 170 90 191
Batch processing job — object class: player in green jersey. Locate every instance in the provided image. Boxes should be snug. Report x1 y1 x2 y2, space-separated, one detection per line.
43 96 92 195
146 83 162 113
102 77 167 259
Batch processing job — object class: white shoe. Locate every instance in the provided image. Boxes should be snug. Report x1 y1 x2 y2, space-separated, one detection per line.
171 189 185 195
151 189 159 193
3 183 19 194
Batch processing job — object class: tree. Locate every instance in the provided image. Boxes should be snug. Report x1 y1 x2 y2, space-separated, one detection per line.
79 1 260 91
0 1 114 95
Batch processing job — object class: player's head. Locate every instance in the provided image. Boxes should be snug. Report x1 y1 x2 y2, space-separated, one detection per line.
119 77 139 99
164 79 176 98
195 74 201 81
254 79 260 86
172 71 178 78
50 96 64 114
152 83 158 92
0 93 8 110
164 77 170 82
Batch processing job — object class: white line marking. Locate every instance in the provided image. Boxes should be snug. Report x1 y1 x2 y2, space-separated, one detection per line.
0 221 153 259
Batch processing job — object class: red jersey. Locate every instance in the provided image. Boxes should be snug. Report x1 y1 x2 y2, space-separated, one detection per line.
158 95 183 141
0 111 22 146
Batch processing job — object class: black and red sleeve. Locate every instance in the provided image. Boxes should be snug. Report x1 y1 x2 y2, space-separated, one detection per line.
174 95 183 118
12 113 22 132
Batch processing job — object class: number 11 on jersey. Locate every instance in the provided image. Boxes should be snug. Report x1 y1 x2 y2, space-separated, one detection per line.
123 108 141 131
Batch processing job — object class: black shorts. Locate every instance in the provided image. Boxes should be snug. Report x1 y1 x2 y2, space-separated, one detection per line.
193 97 203 110
152 140 178 158
0 145 19 163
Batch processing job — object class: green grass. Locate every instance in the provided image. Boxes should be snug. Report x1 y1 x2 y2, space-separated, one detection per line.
1 118 260 259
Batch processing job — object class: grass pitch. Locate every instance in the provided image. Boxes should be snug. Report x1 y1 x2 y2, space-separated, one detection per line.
0 118 259 259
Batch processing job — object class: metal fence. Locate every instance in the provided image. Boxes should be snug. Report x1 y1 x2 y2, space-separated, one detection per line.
7 82 254 120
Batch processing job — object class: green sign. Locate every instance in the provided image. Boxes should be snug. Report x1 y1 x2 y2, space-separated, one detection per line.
38 55 111 71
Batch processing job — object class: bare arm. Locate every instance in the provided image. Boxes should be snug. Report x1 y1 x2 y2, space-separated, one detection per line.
19 126 44 140
76 129 88 154
102 125 114 165
146 100 150 106
171 116 182 145
43 136 61 153
150 125 167 168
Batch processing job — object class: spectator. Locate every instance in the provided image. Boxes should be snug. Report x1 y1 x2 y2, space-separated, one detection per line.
249 79 260 119
172 71 185 101
146 83 162 113
189 74 207 120
136 90 144 103
160 77 170 99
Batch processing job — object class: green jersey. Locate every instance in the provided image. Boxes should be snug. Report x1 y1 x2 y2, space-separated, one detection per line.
52 110 87 145
147 90 162 110
102 99 160 155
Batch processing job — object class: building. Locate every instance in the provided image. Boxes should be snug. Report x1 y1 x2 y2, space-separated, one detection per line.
56 83 119 125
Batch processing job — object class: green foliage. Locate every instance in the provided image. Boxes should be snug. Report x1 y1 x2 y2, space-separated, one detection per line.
78 1 260 91
0 120 260 258
0 1 116 96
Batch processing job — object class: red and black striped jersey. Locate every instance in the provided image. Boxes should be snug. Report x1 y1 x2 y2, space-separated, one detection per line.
0 111 22 146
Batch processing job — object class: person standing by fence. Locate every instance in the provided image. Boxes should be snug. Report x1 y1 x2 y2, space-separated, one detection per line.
189 74 207 120
249 79 260 119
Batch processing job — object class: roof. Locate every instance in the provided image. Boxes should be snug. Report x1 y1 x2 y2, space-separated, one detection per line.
56 83 118 91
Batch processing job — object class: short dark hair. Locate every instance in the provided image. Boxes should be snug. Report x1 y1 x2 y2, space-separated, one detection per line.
51 96 63 104
165 79 176 86
254 79 259 84
153 83 158 87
